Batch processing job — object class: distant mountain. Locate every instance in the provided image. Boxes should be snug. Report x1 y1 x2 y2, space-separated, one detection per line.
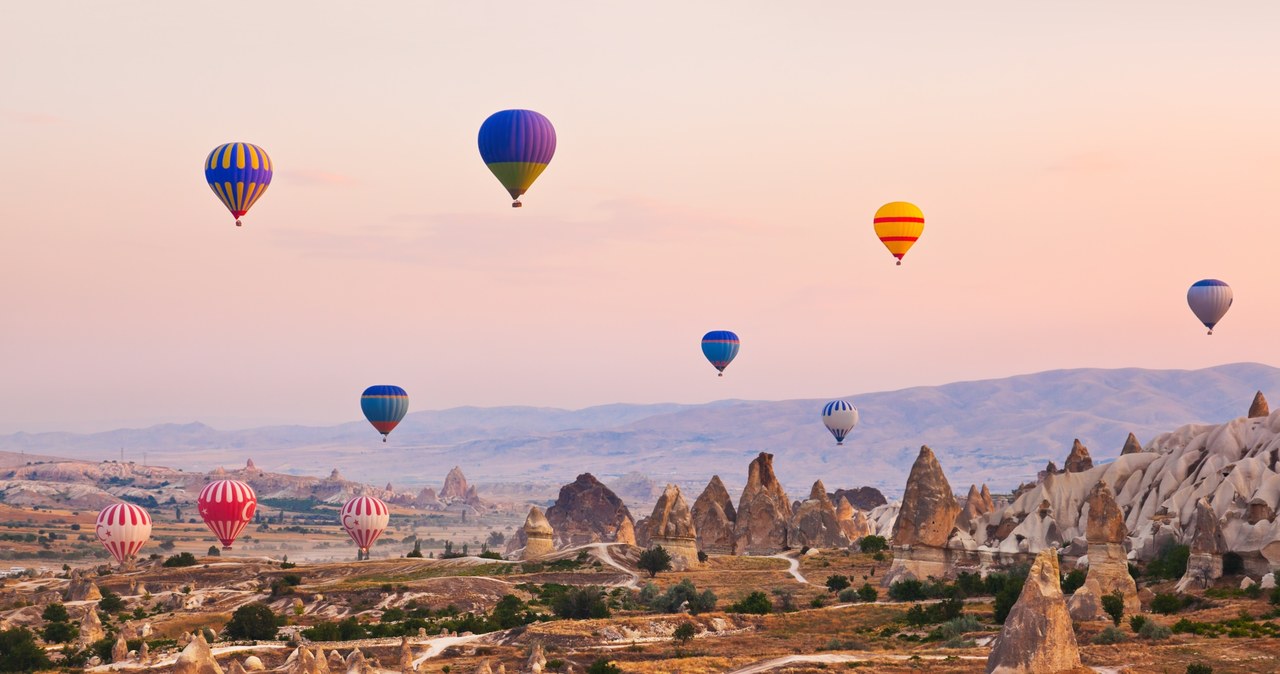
2 363 1276 496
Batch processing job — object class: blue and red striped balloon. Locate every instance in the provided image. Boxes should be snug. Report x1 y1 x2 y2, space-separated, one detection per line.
204 142 273 227
361 385 409 442
701 331 740 376
478 109 556 208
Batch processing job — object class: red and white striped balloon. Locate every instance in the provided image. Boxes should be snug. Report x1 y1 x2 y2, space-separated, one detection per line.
340 495 389 553
95 503 152 564
197 479 257 549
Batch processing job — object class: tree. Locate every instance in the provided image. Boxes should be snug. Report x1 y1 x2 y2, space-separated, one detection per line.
41 603 70 623
673 621 696 645
859 535 888 553
1101 590 1125 626
208 546 221 557
857 583 879 602
98 588 125 613
406 540 423 558
224 602 279 640
487 531 505 547
0 627 51 671
162 552 197 567
825 574 851 594
552 586 611 620
729 591 772 615
41 620 77 643
586 658 623 674
638 546 673 578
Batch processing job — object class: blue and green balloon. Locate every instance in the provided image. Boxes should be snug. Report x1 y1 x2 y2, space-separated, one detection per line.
701 331 740 376
478 109 556 207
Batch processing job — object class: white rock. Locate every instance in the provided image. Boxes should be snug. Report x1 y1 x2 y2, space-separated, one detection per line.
1242 576 1257 590
1261 573 1276 590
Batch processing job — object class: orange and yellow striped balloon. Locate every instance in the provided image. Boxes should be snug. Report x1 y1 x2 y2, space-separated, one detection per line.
873 201 924 266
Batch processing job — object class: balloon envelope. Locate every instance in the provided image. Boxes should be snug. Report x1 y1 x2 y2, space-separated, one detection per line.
95 503 152 565
205 142 273 226
822 400 859 445
701 331 740 375
478 109 556 206
1187 279 1233 334
361 385 409 439
873 202 924 265
197 479 257 548
341 496 390 554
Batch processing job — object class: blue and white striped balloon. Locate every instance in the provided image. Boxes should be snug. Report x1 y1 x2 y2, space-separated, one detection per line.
1187 279 1233 335
822 400 859 445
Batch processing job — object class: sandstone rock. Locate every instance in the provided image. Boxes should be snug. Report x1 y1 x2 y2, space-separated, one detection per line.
635 484 700 569
1120 432 1143 455
1262 573 1277 590
328 650 345 671
789 480 849 549
891 446 959 547
521 506 555 560
398 636 414 673
497 665 506 674
173 633 224 674
1067 480 1139 622
1178 497 1226 592
986 548 1082 674
228 660 246 674
527 643 547 673
615 515 636 545
78 605 105 644
345 648 371 674
691 475 737 554
980 484 995 511
956 483 993 534
111 634 129 663
65 573 102 601
440 466 469 502
1064 439 1093 473
475 661 493 674
734 452 792 554
836 497 874 541
828 486 887 511
138 641 149 663
464 484 484 507
545 474 634 547
243 656 266 671
414 487 440 508
328 468 343 481
1250 391 1270 418
1243 576 1258 590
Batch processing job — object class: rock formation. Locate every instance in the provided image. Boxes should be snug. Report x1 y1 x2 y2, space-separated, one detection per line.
885 446 959 584
1178 497 1227 591
475 661 494 674
440 466 469 501
691 475 737 554
956 483 994 535
789 480 849 549
635 484 700 569
228 660 246 674
345 648 371 674
1067 480 1139 621
544 474 634 547
138 642 149 663
78 605 105 644
65 572 102 601
615 515 636 545
733 452 792 554
1120 432 1143 455
173 633 223 674
327 650 345 671
243 656 266 671
1063 439 1093 473
986 548 1082 674
836 497 874 541
398 637 414 673
111 634 129 663
464 484 484 507
521 506 555 560
1251 391 1270 418
828 486 887 511
527 643 547 673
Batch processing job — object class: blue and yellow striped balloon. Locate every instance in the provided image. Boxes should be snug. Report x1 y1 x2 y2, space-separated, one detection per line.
478 110 556 208
701 330 740 377
204 142 273 227
360 385 409 442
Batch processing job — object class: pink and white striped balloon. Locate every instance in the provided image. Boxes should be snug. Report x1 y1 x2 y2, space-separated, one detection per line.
197 479 257 549
340 495 389 554
95 503 152 564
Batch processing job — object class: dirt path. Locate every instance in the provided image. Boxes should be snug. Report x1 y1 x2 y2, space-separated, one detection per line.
580 542 641 589
767 553 808 584
726 652 987 673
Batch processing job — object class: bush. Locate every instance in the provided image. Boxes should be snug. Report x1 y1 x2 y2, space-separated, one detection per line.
99 588 125 613
406 541 423 558
638 546 673 578
207 545 221 557
889 579 926 601
1271 585 1280 606
673 621 696 644
41 620 77 643
648 580 716 615
1061 568 1086 594
552 586 610 620
859 535 888 553
1101 591 1125 626
1129 615 1148 633
586 659 623 674
1092 625 1127 644
993 574 1027 624
1151 593 1184 615
224 602 279 640
729 591 773 615
838 588 858 602
1222 552 1244 576
41 603 70 623
1187 666 1213 674
1145 544 1190 580
0 627 51 671
826 574 851 593
857 583 879 603
1139 620 1172 640
162 552 198 568
696 550 708 563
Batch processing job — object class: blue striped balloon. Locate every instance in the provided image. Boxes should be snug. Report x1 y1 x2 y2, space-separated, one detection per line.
360 385 409 442
701 331 740 376
478 109 556 207
204 142 273 227
821 400 859 445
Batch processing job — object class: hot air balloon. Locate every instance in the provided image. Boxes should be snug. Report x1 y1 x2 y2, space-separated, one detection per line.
873 202 924 265
478 109 556 207
701 331 740 376
1187 279 1233 335
341 495 390 556
821 400 859 446
361 385 409 442
197 479 257 549
95 503 152 565
205 142 273 227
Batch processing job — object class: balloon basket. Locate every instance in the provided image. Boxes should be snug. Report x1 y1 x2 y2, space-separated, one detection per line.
511 201 522 208
896 260 901 266
717 373 723 377
235 219 242 227
222 546 232 551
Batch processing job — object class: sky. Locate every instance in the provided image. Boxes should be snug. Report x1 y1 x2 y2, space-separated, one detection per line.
2 2 1278 433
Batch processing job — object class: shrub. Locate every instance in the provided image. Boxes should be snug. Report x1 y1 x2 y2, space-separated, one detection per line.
1151 593 1184 615
889 579 926 602
1139 621 1172 640
648 580 716 615
552 586 610 620
162 552 198 568
729 591 772 615
638 546 673 578
826 575 851 593
41 620 77 643
993 574 1027 624
673 621 696 645
859 535 888 553
810 596 825 608
0 627 51 672
406 541 423 558
1186 665 1213 674
1061 568 1086 594
1101 591 1125 626
41 603 70 623
1146 544 1190 580
1092 625 1127 644
207 546 221 557
1271 585 1280 606
696 550 708 563
586 659 622 674
99 588 125 613
1129 615 1148 633
838 588 858 602
225 602 279 640
857 583 879 603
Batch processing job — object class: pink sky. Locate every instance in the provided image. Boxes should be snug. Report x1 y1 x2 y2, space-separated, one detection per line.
2 2 1278 432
